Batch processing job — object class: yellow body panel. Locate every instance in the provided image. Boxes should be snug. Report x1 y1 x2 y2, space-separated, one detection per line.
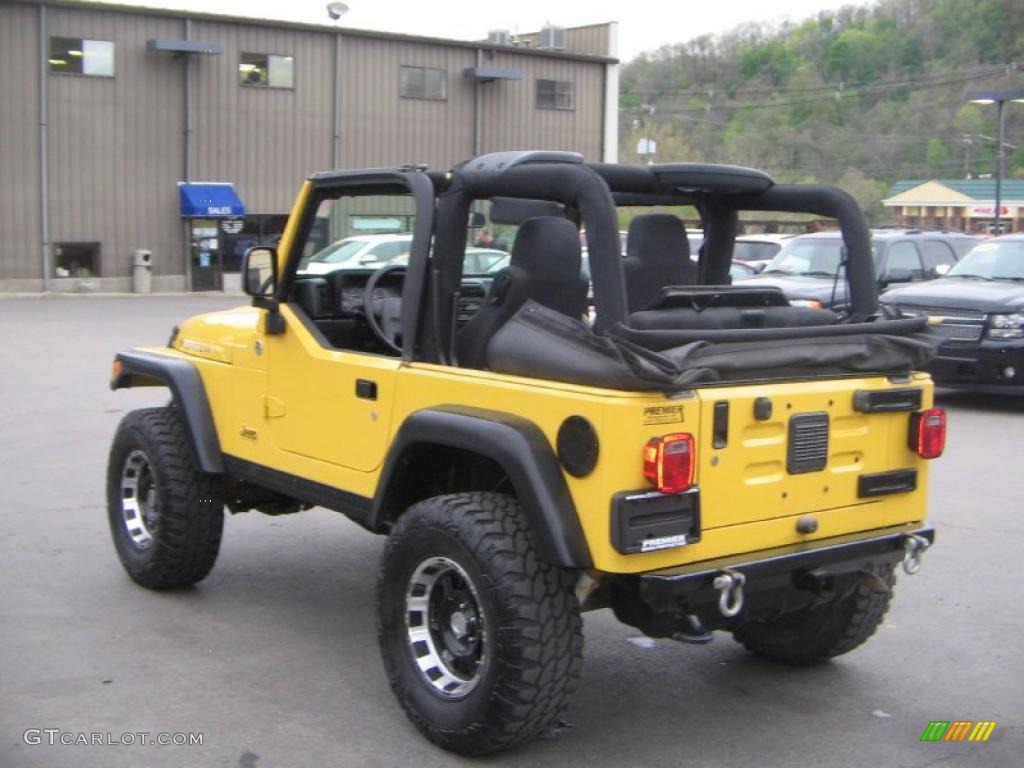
154 297 935 575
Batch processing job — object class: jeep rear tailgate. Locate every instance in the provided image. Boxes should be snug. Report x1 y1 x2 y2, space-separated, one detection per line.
587 373 935 573
695 375 928 529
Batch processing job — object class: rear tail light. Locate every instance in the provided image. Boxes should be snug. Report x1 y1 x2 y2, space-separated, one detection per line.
910 408 946 459
643 433 696 493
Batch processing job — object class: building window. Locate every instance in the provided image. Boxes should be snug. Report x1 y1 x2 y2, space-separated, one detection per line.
239 53 295 88
400 66 447 100
48 37 114 77
536 79 573 110
54 242 101 277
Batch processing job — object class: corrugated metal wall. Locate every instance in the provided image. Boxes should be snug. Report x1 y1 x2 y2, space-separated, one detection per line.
46 5 186 279
191 20 333 214
515 25 612 57
340 37 476 169
0 2 613 288
480 52 604 159
564 25 612 57
0 3 41 285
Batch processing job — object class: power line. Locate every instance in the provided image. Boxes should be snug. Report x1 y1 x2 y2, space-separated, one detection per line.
654 72 1004 115
626 68 1013 116
625 63 1014 100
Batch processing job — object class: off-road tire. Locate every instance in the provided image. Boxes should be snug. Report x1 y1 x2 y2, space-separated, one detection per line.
106 406 224 589
732 565 896 666
376 492 583 755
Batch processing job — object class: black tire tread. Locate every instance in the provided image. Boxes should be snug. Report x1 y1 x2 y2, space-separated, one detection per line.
733 565 895 666
377 492 582 755
107 406 223 589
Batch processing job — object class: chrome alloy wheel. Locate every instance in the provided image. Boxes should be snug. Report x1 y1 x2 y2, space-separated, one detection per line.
120 450 157 549
405 556 487 698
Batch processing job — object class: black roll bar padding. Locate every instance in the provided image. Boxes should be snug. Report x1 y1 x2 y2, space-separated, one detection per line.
451 161 629 333
396 171 442 363
702 204 738 284
588 162 659 194
732 185 877 317
430 183 473 364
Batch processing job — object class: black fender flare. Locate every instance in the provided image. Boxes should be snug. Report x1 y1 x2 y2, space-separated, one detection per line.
110 350 224 474
373 405 593 569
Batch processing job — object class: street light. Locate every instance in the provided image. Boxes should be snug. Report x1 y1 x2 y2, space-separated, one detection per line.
967 90 1024 235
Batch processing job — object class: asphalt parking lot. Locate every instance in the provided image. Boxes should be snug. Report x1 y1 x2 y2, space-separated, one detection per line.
1 295 1022 768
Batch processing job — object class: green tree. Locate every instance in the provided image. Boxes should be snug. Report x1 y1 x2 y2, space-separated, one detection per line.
925 139 951 175
837 169 891 225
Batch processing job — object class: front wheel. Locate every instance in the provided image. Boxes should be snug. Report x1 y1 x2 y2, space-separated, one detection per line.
106 407 224 589
376 492 583 755
732 565 896 666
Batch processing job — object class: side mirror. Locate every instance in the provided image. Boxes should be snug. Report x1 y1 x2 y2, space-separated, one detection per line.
934 264 952 276
881 267 913 286
242 246 277 297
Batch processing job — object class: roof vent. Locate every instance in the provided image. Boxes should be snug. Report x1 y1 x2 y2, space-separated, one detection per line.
538 25 566 51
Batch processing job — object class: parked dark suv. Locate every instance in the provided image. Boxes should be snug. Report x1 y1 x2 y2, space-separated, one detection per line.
881 234 1024 394
742 229 981 310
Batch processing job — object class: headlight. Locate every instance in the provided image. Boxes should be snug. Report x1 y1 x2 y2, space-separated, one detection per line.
789 299 823 309
987 313 1024 339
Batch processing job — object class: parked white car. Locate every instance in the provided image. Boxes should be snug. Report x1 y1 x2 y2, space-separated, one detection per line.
733 233 795 272
300 233 413 274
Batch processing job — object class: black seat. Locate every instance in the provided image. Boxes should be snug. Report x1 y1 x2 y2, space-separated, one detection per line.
623 213 697 311
456 216 587 369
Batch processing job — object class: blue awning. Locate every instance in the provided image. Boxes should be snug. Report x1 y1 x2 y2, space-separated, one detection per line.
178 182 246 218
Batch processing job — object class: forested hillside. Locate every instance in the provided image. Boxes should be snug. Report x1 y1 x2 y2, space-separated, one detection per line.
619 0 1024 221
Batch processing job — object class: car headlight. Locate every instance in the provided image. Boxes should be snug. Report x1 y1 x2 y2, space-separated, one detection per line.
789 299 823 309
987 313 1024 339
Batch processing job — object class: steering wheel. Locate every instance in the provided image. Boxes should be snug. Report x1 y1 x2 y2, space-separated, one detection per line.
362 264 406 354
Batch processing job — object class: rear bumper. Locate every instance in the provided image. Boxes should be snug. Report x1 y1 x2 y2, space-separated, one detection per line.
927 340 1024 394
639 524 934 608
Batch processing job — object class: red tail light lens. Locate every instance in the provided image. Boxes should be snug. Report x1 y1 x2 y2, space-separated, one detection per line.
910 408 946 459
643 433 696 493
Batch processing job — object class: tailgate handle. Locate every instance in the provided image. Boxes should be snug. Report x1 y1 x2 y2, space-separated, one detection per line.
853 388 922 413
712 401 729 449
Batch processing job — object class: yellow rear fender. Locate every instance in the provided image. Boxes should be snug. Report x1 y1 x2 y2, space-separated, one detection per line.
372 405 593 569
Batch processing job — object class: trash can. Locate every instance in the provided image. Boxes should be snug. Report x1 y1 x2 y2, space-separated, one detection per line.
132 249 152 293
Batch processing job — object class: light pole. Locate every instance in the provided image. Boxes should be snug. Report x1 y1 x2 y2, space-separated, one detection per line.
967 90 1024 235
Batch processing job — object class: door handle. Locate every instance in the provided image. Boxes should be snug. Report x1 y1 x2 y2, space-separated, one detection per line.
356 379 377 400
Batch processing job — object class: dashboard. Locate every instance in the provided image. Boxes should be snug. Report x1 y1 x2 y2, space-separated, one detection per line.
292 268 495 327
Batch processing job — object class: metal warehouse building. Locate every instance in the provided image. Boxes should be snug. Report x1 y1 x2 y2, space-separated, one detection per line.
0 0 619 292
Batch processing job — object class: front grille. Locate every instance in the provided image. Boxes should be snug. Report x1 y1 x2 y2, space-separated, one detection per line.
932 323 984 341
902 305 985 320
897 305 985 343
788 412 829 474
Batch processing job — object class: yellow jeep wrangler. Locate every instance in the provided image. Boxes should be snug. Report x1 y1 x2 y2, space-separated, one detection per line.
107 151 943 755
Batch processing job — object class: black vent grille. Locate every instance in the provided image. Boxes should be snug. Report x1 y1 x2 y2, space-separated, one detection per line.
788 412 829 474
317 285 333 317
455 282 488 326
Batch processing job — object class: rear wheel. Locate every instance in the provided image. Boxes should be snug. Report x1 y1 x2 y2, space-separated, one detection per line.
376 492 582 755
106 407 224 589
732 565 895 666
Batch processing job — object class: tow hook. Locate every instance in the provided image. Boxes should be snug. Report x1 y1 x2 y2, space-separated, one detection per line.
713 568 746 617
901 534 931 575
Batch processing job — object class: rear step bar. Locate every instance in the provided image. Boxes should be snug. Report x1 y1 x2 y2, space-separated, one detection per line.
640 525 934 617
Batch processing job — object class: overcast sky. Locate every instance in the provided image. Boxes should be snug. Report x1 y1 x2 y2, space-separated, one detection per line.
105 0 867 60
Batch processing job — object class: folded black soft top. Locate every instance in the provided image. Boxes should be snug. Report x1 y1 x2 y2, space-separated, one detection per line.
485 301 939 390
